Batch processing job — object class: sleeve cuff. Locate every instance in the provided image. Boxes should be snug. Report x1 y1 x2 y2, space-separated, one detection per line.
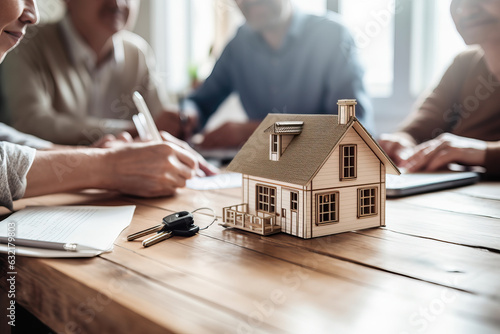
0 142 36 210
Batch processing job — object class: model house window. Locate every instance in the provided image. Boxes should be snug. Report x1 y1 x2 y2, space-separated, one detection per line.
271 135 279 154
358 187 377 218
257 185 276 213
291 192 298 212
340 145 357 180
316 192 339 225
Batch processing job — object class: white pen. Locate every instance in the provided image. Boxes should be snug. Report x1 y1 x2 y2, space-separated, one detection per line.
132 91 163 143
132 91 205 177
0 237 103 252
132 113 149 141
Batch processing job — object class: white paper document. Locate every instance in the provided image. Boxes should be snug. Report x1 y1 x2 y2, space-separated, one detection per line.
0 205 135 257
186 172 242 190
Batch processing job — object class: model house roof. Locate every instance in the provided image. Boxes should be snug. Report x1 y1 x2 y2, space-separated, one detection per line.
227 114 400 186
264 121 304 135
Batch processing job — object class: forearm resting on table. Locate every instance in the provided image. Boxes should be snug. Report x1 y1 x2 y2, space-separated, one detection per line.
25 149 105 197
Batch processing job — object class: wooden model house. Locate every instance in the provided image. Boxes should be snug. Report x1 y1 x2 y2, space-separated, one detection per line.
222 100 400 239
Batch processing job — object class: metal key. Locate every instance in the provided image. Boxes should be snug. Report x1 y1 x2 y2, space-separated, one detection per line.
127 211 199 248
141 224 199 247
142 230 173 247
127 222 168 241
127 211 194 242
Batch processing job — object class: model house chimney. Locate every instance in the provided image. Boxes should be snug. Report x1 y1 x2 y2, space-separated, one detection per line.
337 99 357 125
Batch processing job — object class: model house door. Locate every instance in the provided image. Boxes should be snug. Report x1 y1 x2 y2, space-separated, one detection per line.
281 208 287 233
291 211 298 236
289 191 299 236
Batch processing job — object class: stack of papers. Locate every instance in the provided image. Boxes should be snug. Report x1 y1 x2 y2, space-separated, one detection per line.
0 205 135 258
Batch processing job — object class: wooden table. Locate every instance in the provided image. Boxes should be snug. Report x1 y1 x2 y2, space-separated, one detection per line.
1 182 500 333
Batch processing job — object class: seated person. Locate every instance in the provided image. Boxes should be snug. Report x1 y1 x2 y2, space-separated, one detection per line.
379 0 500 177
1 0 183 145
184 0 373 149
0 0 216 211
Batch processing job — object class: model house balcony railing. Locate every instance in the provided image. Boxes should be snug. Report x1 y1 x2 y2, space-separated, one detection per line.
222 203 281 236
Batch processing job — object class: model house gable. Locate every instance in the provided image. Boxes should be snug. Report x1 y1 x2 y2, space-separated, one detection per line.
312 127 386 190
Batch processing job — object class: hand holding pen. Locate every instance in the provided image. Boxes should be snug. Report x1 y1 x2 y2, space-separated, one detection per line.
132 92 218 177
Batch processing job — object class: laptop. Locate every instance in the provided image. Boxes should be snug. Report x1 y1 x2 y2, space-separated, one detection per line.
386 171 480 198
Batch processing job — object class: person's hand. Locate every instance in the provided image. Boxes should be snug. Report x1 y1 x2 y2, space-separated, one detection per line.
378 132 417 166
154 110 198 140
402 133 487 172
101 142 197 197
92 132 134 148
160 131 219 177
197 121 260 149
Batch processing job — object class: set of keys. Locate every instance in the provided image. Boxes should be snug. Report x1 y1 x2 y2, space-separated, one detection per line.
127 211 200 247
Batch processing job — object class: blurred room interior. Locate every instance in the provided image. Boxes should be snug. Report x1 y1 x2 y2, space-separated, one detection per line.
37 0 467 136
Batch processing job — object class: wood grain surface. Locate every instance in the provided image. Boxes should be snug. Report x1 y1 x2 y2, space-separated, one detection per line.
1 182 499 333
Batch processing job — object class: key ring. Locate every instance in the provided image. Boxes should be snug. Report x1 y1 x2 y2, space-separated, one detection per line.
191 207 218 231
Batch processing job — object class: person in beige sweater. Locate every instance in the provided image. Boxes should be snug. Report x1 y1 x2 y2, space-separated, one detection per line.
1 0 184 145
0 0 216 210
380 0 500 177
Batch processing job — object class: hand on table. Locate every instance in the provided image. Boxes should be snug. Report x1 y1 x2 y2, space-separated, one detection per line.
154 110 197 140
401 133 487 172
160 131 219 177
102 142 198 197
90 118 218 181
378 132 417 166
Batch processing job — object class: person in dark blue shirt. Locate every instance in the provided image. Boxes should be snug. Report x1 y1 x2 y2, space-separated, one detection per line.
187 0 373 148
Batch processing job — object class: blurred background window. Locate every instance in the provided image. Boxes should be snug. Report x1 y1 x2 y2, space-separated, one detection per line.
339 0 395 98
336 0 466 133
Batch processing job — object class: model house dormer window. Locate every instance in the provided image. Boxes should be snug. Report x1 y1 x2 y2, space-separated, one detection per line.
340 144 357 180
271 134 279 154
265 121 304 161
